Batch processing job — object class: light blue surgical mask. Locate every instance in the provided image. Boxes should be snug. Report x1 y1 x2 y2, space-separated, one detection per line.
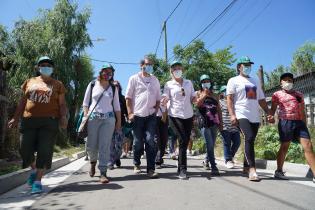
39 67 53 76
201 82 211 89
145 65 153 74
243 66 251 76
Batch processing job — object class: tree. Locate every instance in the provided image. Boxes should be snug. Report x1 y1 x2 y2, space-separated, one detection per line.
6 0 93 145
264 65 291 90
291 41 315 75
172 40 236 90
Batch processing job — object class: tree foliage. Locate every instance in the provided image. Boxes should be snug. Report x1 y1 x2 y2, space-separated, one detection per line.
3 0 94 144
172 40 236 90
291 41 315 75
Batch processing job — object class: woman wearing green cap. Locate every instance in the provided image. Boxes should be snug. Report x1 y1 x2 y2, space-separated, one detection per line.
81 63 121 184
196 74 222 175
161 60 196 179
226 56 272 181
8 56 67 194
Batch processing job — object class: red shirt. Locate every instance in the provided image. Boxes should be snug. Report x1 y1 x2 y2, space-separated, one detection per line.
272 90 304 120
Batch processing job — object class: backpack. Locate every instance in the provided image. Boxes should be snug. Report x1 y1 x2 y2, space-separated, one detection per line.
75 80 116 133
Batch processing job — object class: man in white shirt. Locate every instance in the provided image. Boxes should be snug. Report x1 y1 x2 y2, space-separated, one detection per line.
125 57 161 178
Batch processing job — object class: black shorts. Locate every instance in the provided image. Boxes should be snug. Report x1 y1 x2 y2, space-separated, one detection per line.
278 119 311 143
20 117 59 169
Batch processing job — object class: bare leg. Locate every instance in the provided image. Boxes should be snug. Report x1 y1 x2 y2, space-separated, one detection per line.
300 138 315 175
276 142 290 171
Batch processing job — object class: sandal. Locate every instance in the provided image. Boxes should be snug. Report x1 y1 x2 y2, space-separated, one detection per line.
249 172 261 182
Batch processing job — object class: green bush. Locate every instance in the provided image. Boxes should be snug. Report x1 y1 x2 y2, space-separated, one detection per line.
192 137 206 154
255 125 315 164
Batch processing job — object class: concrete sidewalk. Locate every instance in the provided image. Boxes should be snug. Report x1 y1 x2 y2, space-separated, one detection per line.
0 151 85 195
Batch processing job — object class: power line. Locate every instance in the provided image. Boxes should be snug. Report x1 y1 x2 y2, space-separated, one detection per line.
168 0 238 62
154 0 184 56
81 56 138 65
165 0 184 22
155 27 164 55
229 0 272 44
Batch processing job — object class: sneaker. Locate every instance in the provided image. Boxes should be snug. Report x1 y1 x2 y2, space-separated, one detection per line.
100 172 109 184
170 153 177 160
178 169 188 180
147 170 159 179
211 166 220 176
225 161 234 169
155 163 162 169
249 172 261 182
313 177 315 184
115 159 121 168
121 153 127 158
31 182 43 194
274 170 289 180
84 156 89 161
89 162 96 177
134 165 141 174
108 165 114 170
202 161 210 170
27 172 36 186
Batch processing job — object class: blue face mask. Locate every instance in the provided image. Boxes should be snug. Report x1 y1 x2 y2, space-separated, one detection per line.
39 67 53 76
243 66 251 76
201 82 211 89
145 65 153 74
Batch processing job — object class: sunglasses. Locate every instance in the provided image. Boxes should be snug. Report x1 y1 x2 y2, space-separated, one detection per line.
181 87 185 96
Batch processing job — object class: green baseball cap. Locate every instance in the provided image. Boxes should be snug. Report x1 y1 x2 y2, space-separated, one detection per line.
200 74 210 82
237 56 254 65
37 56 54 66
170 60 182 68
220 85 227 93
101 63 115 71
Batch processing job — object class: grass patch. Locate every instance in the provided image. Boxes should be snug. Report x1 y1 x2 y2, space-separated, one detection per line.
0 163 21 176
53 144 85 158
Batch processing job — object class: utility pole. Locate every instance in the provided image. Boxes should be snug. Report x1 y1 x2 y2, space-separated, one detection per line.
258 65 265 91
163 21 168 63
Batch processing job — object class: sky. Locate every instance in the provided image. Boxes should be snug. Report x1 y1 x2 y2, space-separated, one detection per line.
1 0 315 92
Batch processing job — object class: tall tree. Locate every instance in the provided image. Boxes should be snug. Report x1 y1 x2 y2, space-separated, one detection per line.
291 41 315 75
6 0 94 144
172 40 236 90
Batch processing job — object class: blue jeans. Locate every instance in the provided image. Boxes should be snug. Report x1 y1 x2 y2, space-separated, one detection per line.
202 126 218 167
133 115 157 172
221 130 241 162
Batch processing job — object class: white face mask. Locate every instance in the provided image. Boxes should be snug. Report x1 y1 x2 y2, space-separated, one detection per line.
242 66 251 76
144 65 153 74
173 70 182 79
201 83 211 89
282 81 293 91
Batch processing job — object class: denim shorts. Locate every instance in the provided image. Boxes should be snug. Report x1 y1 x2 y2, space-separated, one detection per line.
278 119 311 143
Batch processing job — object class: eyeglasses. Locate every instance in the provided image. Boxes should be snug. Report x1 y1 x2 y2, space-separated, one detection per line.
181 87 185 96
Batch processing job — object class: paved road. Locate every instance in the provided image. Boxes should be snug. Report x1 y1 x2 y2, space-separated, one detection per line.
1 157 315 210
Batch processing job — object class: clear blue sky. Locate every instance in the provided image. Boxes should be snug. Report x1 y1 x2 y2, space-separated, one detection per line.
1 0 315 92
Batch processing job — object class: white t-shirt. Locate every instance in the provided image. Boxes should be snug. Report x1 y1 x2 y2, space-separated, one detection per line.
163 79 196 119
226 75 265 123
82 80 120 113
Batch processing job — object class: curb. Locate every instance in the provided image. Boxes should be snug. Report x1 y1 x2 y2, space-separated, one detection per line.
0 151 85 195
187 154 313 178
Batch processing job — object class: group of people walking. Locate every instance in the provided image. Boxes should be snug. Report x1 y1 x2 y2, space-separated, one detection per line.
8 55 315 194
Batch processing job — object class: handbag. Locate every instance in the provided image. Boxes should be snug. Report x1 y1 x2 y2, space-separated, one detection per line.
77 84 107 138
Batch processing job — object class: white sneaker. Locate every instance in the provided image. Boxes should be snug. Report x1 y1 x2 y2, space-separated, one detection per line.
225 161 234 169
